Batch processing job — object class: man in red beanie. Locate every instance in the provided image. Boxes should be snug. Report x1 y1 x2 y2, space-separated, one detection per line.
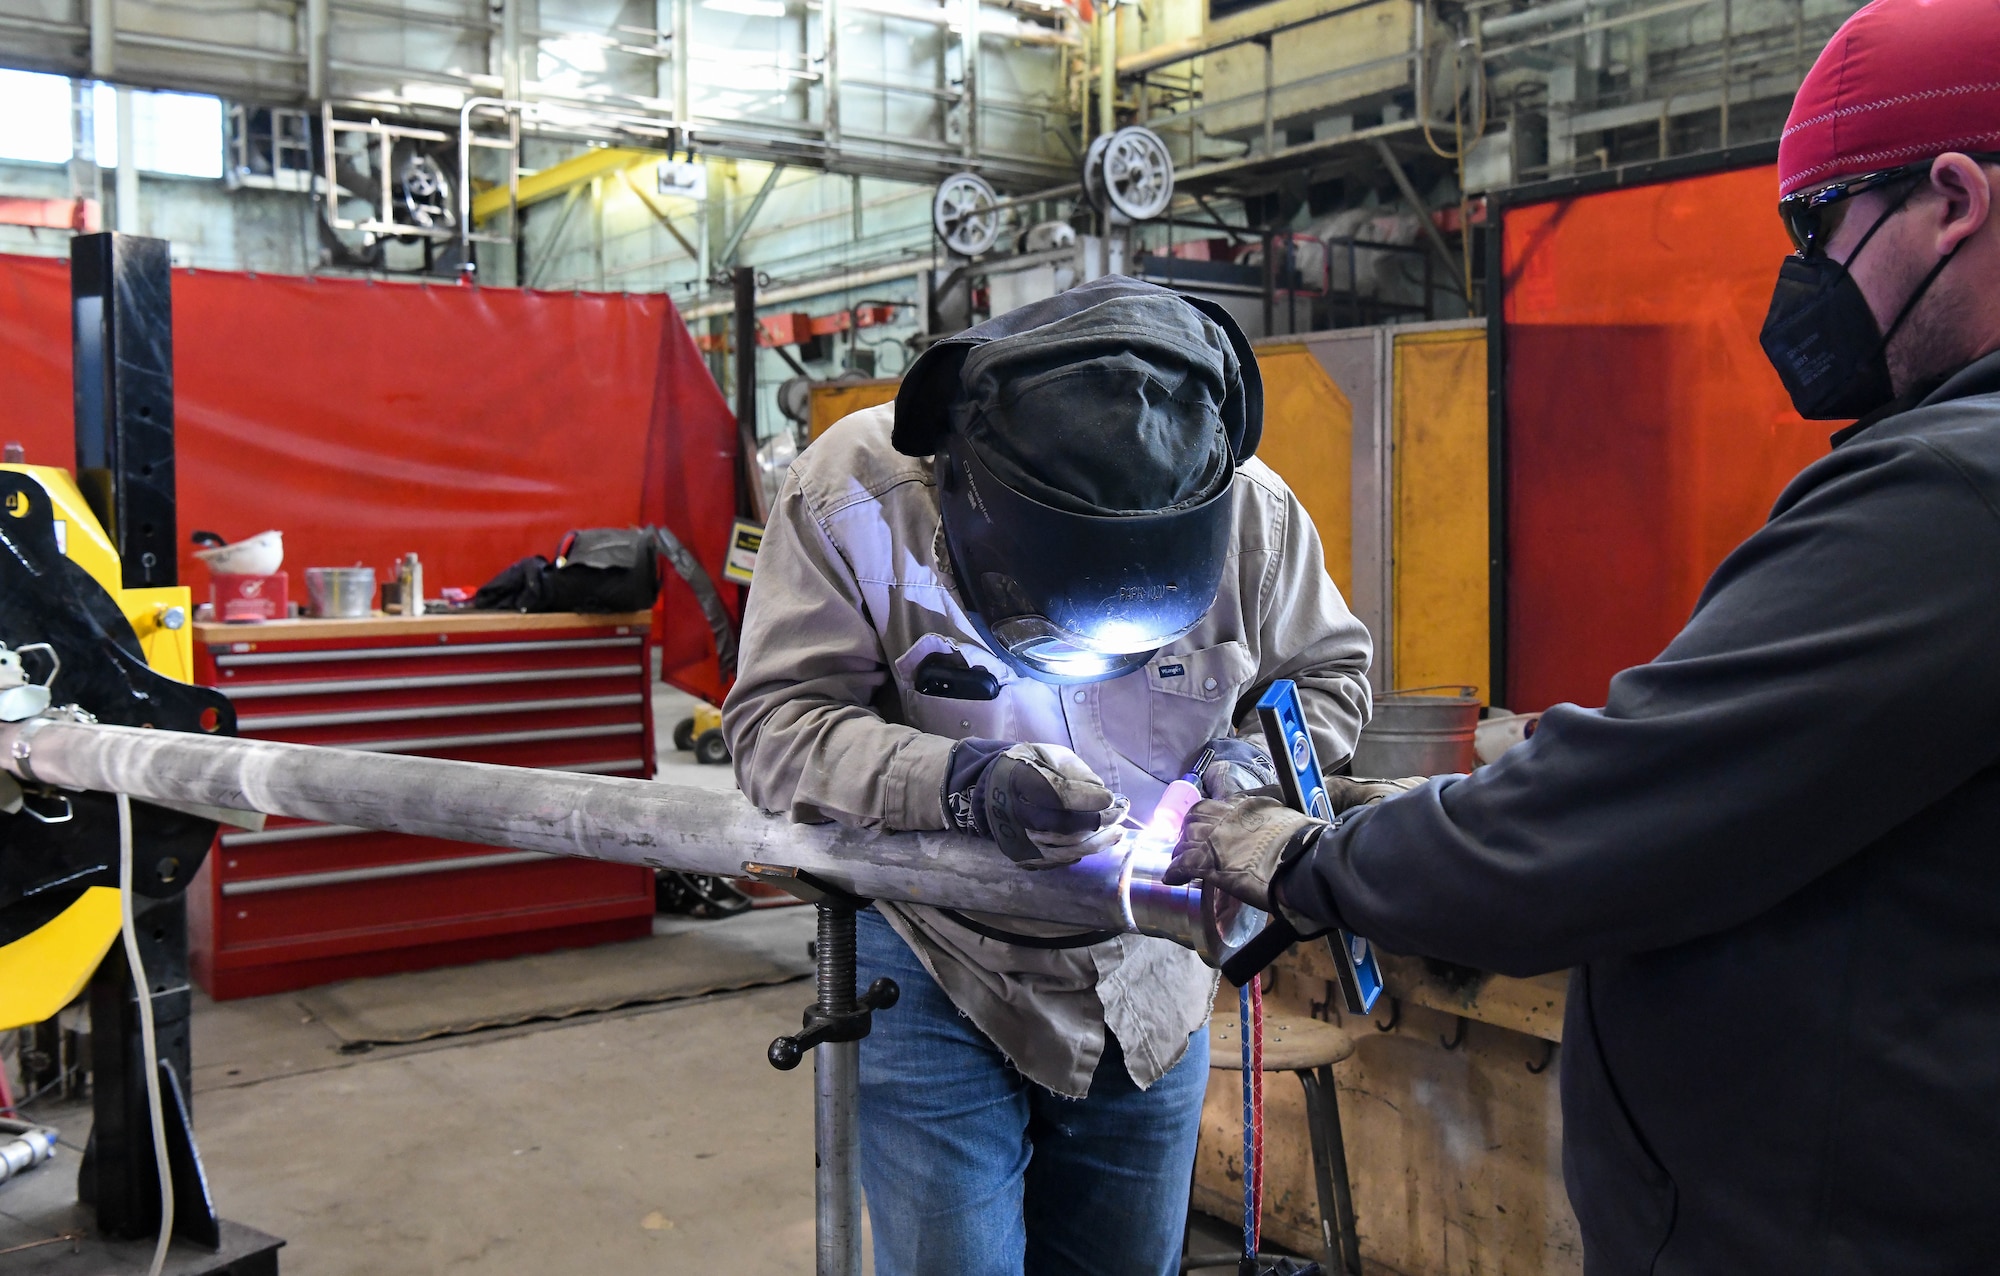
1171 0 2000 1271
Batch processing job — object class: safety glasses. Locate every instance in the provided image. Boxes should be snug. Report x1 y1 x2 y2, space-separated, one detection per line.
1780 152 2000 256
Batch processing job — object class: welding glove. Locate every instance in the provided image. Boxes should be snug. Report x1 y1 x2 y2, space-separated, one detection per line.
1325 774 1427 811
943 739 1131 870
1195 737 1281 798
1162 795 1325 914
1165 775 1427 918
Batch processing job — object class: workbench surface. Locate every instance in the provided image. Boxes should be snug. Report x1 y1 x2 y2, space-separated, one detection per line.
194 610 654 644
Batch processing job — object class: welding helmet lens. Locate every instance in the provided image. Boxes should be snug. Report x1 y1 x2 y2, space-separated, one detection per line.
937 437 1234 685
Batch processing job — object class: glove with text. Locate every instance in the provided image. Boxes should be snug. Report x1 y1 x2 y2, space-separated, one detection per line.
944 739 1130 869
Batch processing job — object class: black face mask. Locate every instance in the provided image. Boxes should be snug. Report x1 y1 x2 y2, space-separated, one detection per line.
1760 186 1958 421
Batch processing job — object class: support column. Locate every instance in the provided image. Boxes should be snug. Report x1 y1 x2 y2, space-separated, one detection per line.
307 0 330 101
501 0 521 102
823 0 841 150
1260 34 1274 155
733 265 764 520
592 175 605 291
960 0 978 159
69 79 102 213
89 0 113 78
1097 2 1116 138
673 0 692 120
72 234 176 586
68 234 210 1244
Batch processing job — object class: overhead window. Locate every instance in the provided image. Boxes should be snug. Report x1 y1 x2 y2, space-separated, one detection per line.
0 69 74 165
93 83 225 177
0 71 223 176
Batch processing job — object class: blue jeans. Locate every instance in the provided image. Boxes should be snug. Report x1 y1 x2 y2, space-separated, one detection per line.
855 906 1210 1276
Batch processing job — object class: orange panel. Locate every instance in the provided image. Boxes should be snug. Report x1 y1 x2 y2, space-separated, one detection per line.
1503 164 1835 712
807 378 901 440
1252 345 1354 594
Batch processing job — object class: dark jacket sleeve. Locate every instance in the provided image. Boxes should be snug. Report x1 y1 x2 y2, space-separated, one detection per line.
1278 432 2000 976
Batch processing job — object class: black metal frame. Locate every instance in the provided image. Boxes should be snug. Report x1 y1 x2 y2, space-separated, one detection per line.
1480 140 1782 709
71 234 179 591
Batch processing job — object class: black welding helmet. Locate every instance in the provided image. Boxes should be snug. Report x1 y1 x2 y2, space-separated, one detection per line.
895 277 1262 684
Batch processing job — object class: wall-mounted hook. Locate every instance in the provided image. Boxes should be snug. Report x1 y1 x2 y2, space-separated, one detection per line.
1372 996 1401 1033
1526 1039 1558 1074
1439 1015 1467 1050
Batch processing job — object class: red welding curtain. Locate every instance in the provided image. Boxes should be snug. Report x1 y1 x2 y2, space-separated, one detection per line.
0 255 739 702
1502 164 1834 714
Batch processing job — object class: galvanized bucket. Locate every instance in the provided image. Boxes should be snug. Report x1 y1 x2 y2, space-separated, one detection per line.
1349 685 1481 778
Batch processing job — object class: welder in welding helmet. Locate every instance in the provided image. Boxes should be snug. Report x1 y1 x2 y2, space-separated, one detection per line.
892 280 1261 685
724 274 1374 1273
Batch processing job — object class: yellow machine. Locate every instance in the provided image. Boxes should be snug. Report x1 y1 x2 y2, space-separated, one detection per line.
672 701 731 765
0 463 195 1031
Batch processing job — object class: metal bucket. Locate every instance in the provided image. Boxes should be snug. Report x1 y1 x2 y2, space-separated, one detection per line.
1349 685 1481 777
305 567 377 618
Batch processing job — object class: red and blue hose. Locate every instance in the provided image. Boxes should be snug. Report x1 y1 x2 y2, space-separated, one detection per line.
1239 976 1265 1267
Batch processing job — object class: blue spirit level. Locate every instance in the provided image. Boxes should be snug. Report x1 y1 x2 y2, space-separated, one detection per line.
1217 680 1384 1015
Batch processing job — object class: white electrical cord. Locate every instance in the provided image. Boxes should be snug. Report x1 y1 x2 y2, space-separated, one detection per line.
117 792 174 1276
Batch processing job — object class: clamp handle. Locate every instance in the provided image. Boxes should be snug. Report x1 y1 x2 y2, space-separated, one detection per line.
767 976 901 1071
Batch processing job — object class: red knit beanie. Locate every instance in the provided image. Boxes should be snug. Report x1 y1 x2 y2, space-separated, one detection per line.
1778 0 2000 197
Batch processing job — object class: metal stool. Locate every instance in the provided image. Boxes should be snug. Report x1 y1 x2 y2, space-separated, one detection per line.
1189 1011 1363 1276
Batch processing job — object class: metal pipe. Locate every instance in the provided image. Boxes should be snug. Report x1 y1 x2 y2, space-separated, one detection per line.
0 721 1232 949
1370 137 1465 298
1113 0 1397 79
1477 0 1589 39
717 164 787 268
815 906 863 1276
817 1041 861 1273
680 257 938 320
1478 0 1710 60
458 97 528 269
0 1120 59 1186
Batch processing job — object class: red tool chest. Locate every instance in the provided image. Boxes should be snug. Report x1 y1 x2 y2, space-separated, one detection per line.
188 611 659 999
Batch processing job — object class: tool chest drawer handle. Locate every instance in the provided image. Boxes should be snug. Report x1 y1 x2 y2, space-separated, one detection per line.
212 636 641 669
220 663 645 700
220 850 555 896
236 692 643 731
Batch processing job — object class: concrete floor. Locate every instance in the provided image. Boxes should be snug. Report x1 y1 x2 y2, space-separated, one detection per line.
25 909 830 1276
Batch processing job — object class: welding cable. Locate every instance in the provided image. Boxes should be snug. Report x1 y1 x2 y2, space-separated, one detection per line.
117 793 174 1276
1250 976 1266 1252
